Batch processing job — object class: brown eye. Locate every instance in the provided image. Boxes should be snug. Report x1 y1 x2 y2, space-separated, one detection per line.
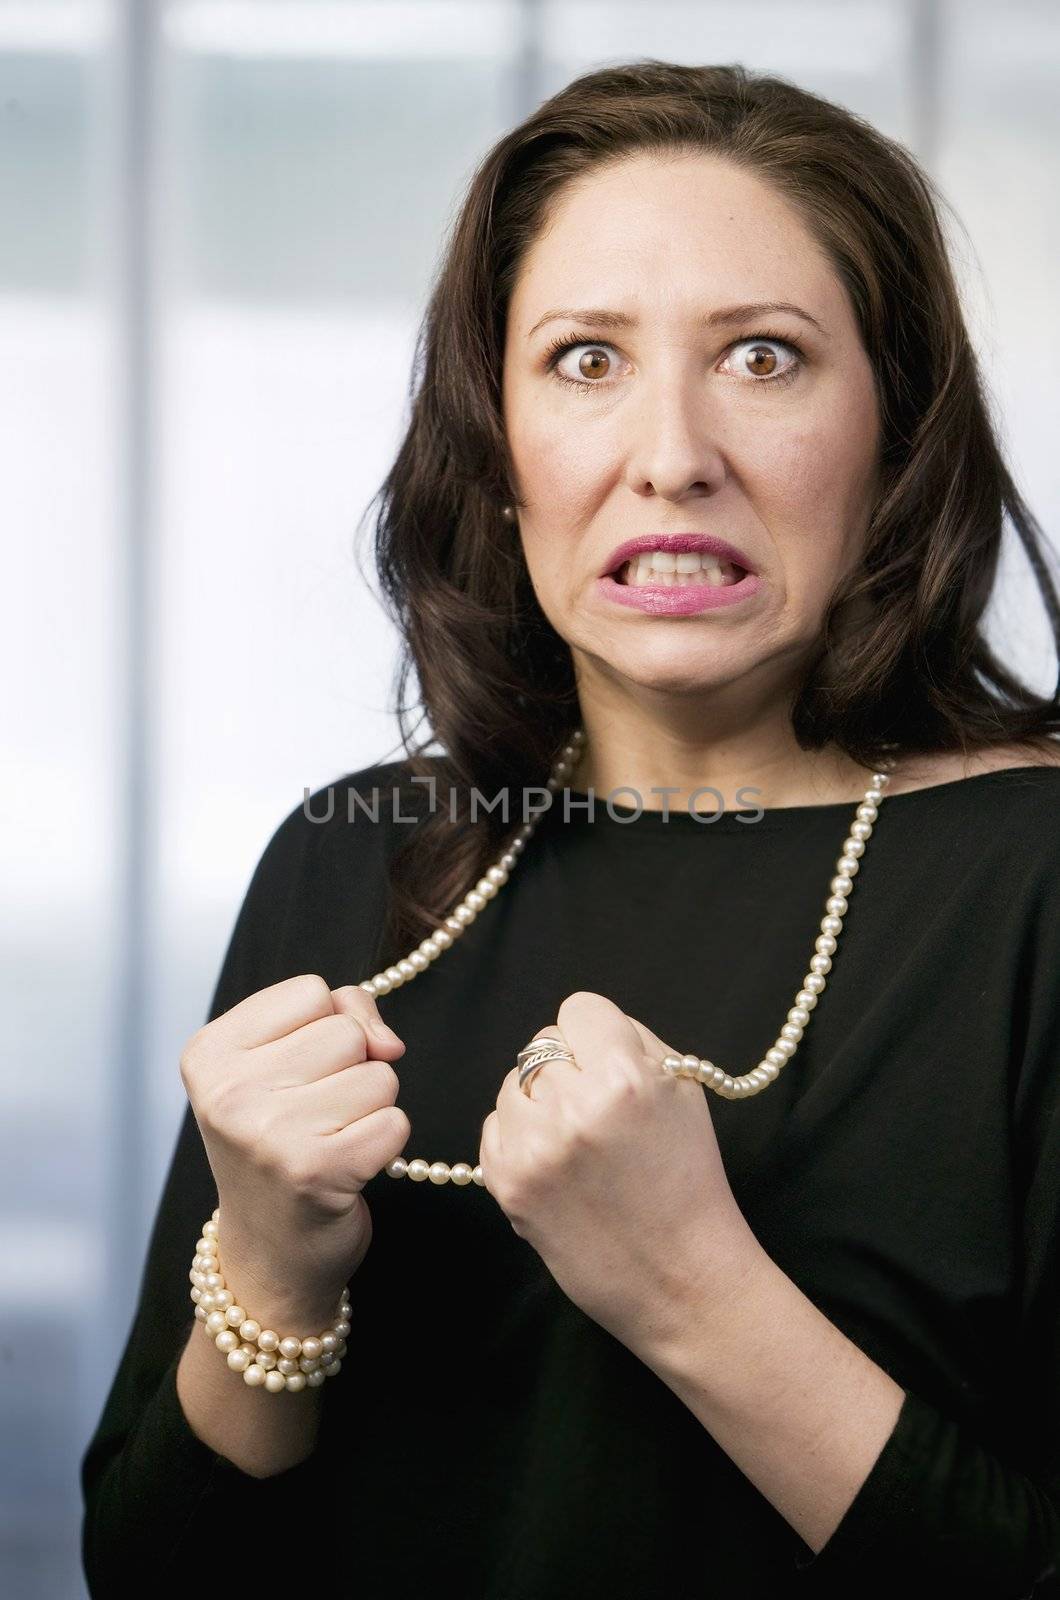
744 343 779 377
577 349 610 379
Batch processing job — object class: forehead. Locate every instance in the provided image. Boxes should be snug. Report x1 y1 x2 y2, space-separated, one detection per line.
508 150 843 331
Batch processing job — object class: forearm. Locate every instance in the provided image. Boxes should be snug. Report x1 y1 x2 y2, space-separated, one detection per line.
176 1275 342 1479
635 1228 906 1555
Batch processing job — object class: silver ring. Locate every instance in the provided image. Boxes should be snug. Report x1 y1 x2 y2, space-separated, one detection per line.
516 1035 577 1096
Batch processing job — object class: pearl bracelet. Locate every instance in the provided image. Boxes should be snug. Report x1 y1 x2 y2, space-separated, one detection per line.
189 1209 351 1393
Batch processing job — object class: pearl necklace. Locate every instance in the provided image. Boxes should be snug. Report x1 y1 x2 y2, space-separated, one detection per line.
368 729 894 1189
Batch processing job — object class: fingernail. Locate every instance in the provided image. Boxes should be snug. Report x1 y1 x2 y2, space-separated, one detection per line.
371 1020 403 1048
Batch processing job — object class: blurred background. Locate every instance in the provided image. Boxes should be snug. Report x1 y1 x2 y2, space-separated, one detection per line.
1 0 1058 1591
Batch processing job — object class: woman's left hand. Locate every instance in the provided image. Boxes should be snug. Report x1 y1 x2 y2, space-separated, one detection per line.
478 991 763 1357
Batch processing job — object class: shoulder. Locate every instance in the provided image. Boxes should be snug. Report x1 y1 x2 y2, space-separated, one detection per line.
295 754 445 865
889 740 1060 794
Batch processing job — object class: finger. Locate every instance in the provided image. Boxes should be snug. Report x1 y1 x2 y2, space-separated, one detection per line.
556 991 645 1082
330 984 406 1055
210 972 338 1050
499 1021 580 1109
254 1010 385 1087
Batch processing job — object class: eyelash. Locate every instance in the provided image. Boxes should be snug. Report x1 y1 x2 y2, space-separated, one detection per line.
543 328 805 392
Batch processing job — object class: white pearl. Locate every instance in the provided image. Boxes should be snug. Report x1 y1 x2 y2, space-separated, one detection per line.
429 1162 451 1184
820 915 842 936
386 1157 408 1178
780 1023 802 1042
205 1310 229 1335
257 1329 279 1352
194 1305 207 1321
472 1165 485 1185
277 1358 300 1376
681 1054 700 1075
765 1047 787 1066
452 905 475 926
831 874 854 895
407 1159 429 1181
323 1360 343 1378
385 965 405 986
306 1369 327 1387
279 1336 302 1359
320 1333 339 1354
433 928 454 948
334 1319 351 1339
838 855 860 875
243 1364 267 1387
476 878 498 898
202 1220 218 1238
774 1039 796 1058
825 895 847 916
850 821 871 841
239 1318 260 1342
256 1350 277 1370
285 1372 307 1392
487 866 508 885
856 803 877 822
225 1305 246 1328
372 973 392 994
360 979 380 995
299 1356 320 1373
787 1006 810 1026
466 891 487 912
227 1349 251 1372
301 1336 323 1361
843 837 865 857
810 954 832 973
449 1163 473 1185
215 1330 239 1354
398 959 417 979
815 934 837 955
265 1371 287 1393
409 951 429 972
804 974 826 993
866 787 883 803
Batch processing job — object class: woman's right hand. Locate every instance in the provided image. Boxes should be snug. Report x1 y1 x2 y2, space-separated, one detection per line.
180 973 409 1326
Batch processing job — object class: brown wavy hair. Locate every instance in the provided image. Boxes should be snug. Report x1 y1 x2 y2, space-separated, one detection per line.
355 59 1060 968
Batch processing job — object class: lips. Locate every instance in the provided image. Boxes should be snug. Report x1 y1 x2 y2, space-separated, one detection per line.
601 533 757 579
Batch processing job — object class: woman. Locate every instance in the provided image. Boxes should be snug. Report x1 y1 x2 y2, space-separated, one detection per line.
81 61 1060 1596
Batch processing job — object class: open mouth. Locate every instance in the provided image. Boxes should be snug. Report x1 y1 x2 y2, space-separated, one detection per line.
611 553 748 588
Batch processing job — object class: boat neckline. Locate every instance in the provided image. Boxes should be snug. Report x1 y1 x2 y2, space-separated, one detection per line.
544 765 1058 828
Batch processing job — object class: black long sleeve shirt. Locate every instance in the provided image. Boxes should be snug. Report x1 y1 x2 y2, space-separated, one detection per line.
81 761 1060 1597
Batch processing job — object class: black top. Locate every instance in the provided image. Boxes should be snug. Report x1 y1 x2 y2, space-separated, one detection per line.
81 761 1060 1598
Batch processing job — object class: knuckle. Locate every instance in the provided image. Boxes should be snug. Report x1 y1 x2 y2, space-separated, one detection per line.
372 1061 401 1104
294 972 333 1008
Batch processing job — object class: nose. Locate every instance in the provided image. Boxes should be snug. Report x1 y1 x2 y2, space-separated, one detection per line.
622 363 726 504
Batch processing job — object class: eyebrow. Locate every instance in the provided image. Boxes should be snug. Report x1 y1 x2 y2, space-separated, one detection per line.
527 300 830 340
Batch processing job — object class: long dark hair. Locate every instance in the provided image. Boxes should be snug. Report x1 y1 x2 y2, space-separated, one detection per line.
357 59 1060 967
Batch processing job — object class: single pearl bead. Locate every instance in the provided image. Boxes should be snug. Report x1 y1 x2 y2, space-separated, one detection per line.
265 1370 287 1393
243 1364 267 1387
257 1329 279 1353
472 1165 485 1185
409 951 429 972
227 1348 251 1372
205 1310 229 1336
334 1319 351 1339
215 1330 239 1354
320 1333 339 1354
285 1372 307 1392
323 1360 343 1378
279 1335 302 1360
796 990 818 1009
372 973 392 994
815 934 837 955
300 1336 323 1361
385 965 404 986
407 1159 430 1181
277 1357 300 1376
774 1038 796 1058
450 1163 473 1185
780 1023 802 1042
429 1162 451 1184
787 1006 810 1026
810 954 832 974
225 1305 246 1328
825 895 847 916
765 1047 787 1066
386 1157 408 1178
397 959 417 979
256 1350 277 1371
804 973 826 994
239 1318 260 1343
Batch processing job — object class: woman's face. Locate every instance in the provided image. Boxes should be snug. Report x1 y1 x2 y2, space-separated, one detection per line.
501 150 882 706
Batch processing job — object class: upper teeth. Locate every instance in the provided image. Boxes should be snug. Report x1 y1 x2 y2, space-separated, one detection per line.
618 550 740 582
